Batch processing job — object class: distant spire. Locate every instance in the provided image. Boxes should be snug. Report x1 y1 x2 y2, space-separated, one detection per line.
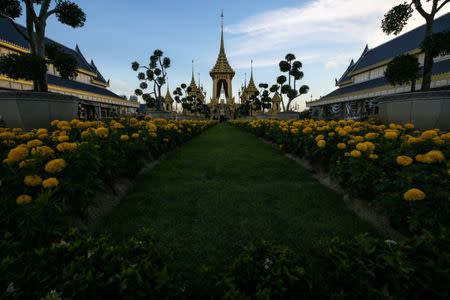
220 10 225 55
166 76 170 92
250 60 254 81
191 60 195 81
244 72 247 87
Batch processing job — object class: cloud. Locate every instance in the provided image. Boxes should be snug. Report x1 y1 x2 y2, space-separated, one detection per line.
226 0 448 68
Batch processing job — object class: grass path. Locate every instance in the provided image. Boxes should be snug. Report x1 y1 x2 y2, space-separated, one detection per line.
98 124 375 283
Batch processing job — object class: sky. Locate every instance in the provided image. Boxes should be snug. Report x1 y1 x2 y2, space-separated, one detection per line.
18 0 450 110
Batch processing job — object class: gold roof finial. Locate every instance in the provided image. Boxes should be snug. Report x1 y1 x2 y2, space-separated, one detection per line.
191 60 195 82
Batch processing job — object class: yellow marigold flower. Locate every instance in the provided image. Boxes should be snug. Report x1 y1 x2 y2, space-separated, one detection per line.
356 143 368 152
147 122 158 133
344 152 351 157
405 123 415 130
7 146 29 163
0 132 15 140
415 154 433 164
56 142 78 152
50 120 59 127
95 127 109 138
16 194 32 205
396 156 413 166
328 132 335 137
369 154 378 160
343 126 353 133
403 188 426 201
384 131 398 140
432 137 444 145
45 158 67 174
130 117 138 124
302 127 312 134
407 137 421 144
56 120 70 130
120 134 130 141
348 140 356 145
149 132 157 138
338 129 348 137
315 135 325 142
350 150 362 158
42 177 59 189
354 136 364 142
38 134 49 140
425 150 445 163
24 175 43 187
113 122 125 129
131 133 139 139
364 141 375 151
337 143 347 150
317 140 326 148
32 146 54 158
364 132 378 140
420 130 438 140
26 139 42 149
441 132 450 141
290 128 299 134
57 135 69 142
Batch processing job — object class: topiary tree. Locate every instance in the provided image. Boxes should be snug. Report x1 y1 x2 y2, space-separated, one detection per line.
132 49 171 111
0 0 86 92
385 54 420 92
271 54 309 111
382 0 450 91
257 83 272 113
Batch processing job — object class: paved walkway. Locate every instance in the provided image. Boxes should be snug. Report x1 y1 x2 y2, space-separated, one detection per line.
99 124 374 281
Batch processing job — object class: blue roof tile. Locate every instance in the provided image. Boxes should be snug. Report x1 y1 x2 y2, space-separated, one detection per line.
48 74 123 100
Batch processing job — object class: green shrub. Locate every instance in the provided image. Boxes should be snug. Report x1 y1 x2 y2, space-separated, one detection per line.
219 241 310 300
0 229 184 299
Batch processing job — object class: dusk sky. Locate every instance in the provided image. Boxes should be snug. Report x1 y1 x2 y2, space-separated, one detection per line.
18 0 450 110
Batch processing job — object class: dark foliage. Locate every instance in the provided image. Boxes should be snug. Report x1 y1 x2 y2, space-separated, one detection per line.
0 53 47 81
384 54 420 91
0 0 22 18
382 2 413 35
55 0 86 28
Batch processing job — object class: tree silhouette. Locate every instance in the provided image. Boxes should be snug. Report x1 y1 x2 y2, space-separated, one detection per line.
132 49 171 111
173 83 210 118
382 0 450 91
0 0 86 92
385 54 420 92
271 54 309 111
257 83 272 112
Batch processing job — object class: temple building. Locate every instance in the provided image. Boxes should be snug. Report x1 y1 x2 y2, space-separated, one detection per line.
164 85 174 112
209 12 237 119
306 12 450 120
240 61 258 103
0 15 138 119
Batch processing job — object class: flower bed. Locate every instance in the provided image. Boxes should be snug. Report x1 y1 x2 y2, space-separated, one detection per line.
0 117 216 242
230 119 450 234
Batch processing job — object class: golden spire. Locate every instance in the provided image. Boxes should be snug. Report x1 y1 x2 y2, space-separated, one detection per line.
164 77 174 103
246 60 257 94
191 60 195 83
210 10 235 76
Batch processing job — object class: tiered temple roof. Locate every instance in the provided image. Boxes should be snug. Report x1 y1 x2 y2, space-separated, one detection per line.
308 11 450 107
210 13 235 77
0 15 126 101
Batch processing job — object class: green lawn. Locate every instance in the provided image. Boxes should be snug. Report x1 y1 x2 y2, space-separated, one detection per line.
97 124 375 286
